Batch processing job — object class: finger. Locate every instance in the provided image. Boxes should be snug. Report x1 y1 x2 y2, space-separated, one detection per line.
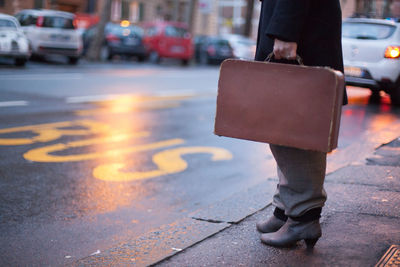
273 48 283 59
287 52 297 60
274 53 282 60
287 44 298 59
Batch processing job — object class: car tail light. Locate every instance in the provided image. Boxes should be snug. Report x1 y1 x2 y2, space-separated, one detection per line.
36 16 44 27
207 45 216 56
384 46 400 59
106 34 120 43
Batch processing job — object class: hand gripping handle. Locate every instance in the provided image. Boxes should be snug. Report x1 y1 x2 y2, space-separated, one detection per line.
264 52 304 65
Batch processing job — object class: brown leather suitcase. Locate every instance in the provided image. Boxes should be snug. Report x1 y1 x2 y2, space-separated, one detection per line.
214 59 345 152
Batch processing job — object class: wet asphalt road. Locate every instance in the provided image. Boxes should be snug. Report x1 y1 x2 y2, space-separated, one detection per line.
0 58 399 266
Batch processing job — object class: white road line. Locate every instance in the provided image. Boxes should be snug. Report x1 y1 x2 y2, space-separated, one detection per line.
151 90 198 97
0 73 83 80
0 101 29 107
65 91 205 104
65 90 215 104
66 94 122 104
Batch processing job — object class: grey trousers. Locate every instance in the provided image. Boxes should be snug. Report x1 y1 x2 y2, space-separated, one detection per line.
269 144 327 217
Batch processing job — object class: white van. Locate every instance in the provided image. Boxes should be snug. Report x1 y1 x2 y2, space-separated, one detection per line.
15 9 82 64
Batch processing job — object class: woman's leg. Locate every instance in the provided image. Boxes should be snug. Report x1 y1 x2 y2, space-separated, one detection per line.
260 144 327 248
256 166 288 233
269 144 327 217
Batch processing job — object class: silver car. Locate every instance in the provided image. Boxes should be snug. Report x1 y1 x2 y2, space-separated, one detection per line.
0 13 30 66
222 34 256 60
342 18 400 105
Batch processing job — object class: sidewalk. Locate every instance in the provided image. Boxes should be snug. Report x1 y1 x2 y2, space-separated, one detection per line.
155 138 400 267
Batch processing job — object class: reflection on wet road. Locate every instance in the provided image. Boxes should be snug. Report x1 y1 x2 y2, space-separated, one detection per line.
340 87 400 148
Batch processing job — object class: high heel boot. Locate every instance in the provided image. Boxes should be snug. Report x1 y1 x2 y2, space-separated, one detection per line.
256 207 287 233
260 218 321 248
260 207 323 249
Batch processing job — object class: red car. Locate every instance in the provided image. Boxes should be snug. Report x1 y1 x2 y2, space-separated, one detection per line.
141 21 193 65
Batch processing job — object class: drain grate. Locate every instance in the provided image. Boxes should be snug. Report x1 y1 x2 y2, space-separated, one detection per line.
376 245 400 267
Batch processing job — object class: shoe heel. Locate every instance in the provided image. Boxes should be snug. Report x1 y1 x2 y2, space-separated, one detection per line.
304 238 319 249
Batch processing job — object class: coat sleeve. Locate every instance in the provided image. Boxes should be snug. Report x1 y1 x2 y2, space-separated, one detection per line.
265 0 311 43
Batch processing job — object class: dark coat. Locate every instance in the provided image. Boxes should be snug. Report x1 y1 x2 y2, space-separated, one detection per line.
255 0 348 104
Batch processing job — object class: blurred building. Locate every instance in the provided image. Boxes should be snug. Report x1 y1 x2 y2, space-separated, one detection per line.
1 0 399 36
104 0 260 37
0 0 255 37
0 0 92 14
216 0 260 37
341 0 400 18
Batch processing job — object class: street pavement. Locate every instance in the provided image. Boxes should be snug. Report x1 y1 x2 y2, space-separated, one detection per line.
0 59 400 266
155 141 400 267
76 119 400 267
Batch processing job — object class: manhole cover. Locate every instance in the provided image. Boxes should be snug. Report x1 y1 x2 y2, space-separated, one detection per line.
376 245 400 267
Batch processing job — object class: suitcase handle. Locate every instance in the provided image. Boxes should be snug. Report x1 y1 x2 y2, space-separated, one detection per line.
265 52 304 65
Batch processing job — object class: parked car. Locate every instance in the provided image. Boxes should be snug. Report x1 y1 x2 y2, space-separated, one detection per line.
195 35 234 64
342 18 400 105
141 21 193 65
15 9 82 64
0 13 30 66
222 34 256 60
82 21 147 61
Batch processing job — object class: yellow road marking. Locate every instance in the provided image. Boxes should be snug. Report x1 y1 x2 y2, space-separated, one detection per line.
93 146 233 182
0 120 110 146
23 136 184 162
2 118 234 182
